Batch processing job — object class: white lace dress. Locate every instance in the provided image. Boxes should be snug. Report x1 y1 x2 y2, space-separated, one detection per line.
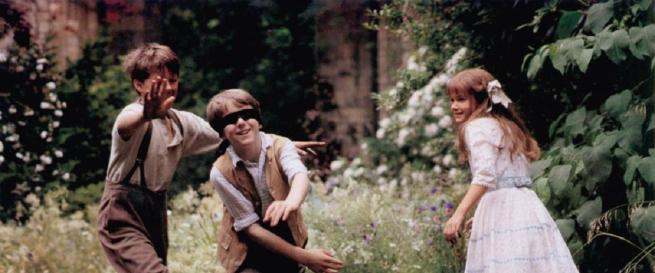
463 118 578 273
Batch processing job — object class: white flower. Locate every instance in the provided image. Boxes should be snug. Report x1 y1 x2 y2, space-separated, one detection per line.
379 118 391 129
420 145 433 156
46 81 56 90
395 81 404 88
52 169 59 175
52 121 60 128
408 92 422 108
330 160 345 171
442 154 455 166
36 58 48 64
432 165 442 174
62 172 70 181
438 115 453 128
40 131 48 139
40 155 52 165
48 93 58 102
376 165 388 175
35 164 45 172
24 108 34 116
167 210 172 216
360 142 368 151
40 102 54 109
418 46 429 56
36 63 44 71
376 128 385 138
0 141 3 153
396 128 410 146
54 150 63 158
54 110 63 117
5 134 19 142
431 106 445 117
399 112 412 124
0 155 4 165
353 167 365 177
16 152 24 160
0 51 7 62
9 105 16 114
448 169 460 179
343 168 353 178
25 193 40 207
424 123 440 137
407 56 420 71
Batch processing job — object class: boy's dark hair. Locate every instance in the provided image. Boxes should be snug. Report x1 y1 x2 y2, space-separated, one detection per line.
123 43 179 82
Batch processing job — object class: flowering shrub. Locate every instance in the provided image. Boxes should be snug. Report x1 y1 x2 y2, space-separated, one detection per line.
327 48 469 190
0 44 70 221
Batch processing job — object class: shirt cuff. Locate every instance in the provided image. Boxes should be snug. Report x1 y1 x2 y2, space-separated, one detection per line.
233 213 260 232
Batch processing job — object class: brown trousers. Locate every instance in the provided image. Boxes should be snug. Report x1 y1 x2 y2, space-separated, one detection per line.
97 183 168 273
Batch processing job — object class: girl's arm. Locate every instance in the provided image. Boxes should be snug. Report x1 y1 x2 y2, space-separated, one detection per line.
243 224 343 272
444 184 487 242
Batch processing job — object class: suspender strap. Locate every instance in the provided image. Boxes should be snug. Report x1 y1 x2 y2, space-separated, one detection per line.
120 122 152 188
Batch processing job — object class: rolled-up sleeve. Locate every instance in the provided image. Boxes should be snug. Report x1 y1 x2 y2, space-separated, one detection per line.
465 119 501 189
176 110 222 157
210 167 259 231
279 142 308 183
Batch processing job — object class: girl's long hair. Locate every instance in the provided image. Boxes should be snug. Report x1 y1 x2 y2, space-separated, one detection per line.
447 68 541 163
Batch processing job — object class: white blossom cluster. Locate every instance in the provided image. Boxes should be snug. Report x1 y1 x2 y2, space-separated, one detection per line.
1 54 70 187
329 48 468 189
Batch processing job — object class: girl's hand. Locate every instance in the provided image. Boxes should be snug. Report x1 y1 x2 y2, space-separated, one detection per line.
292 141 326 158
143 76 175 120
444 214 464 243
301 249 344 273
263 200 299 227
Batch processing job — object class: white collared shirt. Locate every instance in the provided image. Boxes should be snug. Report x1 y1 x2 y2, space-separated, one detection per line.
210 132 308 231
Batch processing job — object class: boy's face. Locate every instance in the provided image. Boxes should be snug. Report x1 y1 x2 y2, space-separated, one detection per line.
222 102 261 148
448 89 477 124
134 68 179 101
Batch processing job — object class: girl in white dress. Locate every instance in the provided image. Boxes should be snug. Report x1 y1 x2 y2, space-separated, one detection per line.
442 68 579 273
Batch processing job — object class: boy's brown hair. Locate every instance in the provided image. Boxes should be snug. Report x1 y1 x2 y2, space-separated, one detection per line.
206 88 261 129
447 68 541 163
123 43 179 83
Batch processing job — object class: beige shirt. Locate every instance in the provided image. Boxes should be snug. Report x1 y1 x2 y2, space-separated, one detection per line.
105 103 221 191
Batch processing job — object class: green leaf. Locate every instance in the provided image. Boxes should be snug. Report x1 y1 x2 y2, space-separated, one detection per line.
548 164 573 197
530 158 553 179
534 177 551 204
574 198 602 228
582 133 617 191
624 155 642 185
576 48 594 73
526 46 548 79
603 89 632 119
563 107 587 138
626 181 646 203
637 156 655 185
557 11 582 38
628 27 647 60
630 206 655 242
584 1 614 34
549 43 568 74
556 218 576 240
605 29 630 64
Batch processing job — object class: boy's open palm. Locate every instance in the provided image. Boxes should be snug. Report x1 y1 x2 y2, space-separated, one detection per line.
143 76 175 120
303 249 344 273
263 200 298 227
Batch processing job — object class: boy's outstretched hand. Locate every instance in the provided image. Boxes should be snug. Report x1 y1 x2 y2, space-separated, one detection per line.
301 249 344 273
143 76 175 120
263 200 299 227
292 141 326 158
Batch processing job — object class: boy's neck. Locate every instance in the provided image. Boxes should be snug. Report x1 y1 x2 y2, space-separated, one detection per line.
232 135 262 163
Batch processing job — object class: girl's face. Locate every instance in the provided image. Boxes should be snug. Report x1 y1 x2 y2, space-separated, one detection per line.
222 102 261 147
448 90 477 124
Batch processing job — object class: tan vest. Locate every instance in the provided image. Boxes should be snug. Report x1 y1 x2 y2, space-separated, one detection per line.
214 134 308 273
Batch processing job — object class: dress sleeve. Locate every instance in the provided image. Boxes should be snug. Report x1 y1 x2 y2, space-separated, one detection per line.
174 110 222 156
464 118 502 189
278 141 308 184
210 167 259 231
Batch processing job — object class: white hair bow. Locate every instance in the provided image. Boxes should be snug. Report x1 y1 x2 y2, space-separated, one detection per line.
486 80 512 112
